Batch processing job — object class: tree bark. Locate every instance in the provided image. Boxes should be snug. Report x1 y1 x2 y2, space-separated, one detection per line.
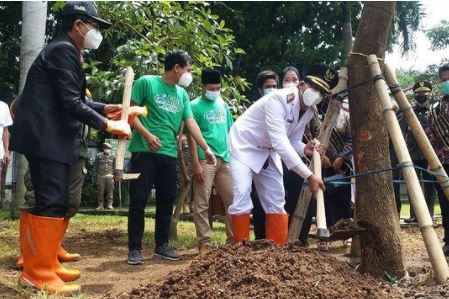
347 1 405 278
10 2 47 218
342 2 353 63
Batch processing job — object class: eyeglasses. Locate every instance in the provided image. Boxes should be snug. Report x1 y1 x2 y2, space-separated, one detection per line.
81 20 100 31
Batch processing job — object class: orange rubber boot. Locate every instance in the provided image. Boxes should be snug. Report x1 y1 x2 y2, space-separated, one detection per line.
57 218 80 262
19 214 80 295
265 213 289 246
231 214 250 244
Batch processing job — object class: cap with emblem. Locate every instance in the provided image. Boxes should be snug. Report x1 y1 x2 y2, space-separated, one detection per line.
201 69 221 84
102 142 112 149
304 64 339 94
412 80 432 93
61 1 111 29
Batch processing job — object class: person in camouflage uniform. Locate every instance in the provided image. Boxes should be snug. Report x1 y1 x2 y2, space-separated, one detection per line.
95 142 115 210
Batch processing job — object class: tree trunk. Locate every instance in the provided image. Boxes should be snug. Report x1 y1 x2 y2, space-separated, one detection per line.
342 2 353 63
347 1 405 279
10 2 47 218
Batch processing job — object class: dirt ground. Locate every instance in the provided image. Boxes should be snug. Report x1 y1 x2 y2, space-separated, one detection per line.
1 221 449 298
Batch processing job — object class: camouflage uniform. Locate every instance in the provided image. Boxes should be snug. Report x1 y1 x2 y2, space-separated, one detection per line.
95 145 115 210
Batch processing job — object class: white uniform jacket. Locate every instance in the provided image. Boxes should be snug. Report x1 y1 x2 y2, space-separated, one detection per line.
228 87 315 179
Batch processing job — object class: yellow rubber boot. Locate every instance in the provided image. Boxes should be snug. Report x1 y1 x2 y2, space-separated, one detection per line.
265 213 289 246
19 214 80 295
231 214 250 244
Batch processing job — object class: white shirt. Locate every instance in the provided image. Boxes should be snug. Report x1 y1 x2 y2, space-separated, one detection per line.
228 87 315 179
0 101 13 159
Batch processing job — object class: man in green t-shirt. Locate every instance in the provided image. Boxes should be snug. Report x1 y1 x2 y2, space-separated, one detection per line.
127 50 216 264
188 69 234 254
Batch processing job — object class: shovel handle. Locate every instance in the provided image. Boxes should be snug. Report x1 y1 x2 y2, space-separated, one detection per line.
312 145 327 231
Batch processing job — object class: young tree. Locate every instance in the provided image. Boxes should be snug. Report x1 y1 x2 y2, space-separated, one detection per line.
10 1 47 218
347 1 406 278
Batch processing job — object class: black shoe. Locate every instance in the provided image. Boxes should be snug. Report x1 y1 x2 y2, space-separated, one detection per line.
443 244 449 256
154 244 182 261
404 217 417 224
127 249 143 265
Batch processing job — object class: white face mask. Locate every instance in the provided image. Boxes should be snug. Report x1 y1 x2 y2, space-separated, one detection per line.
104 149 111 154
263 88 276 96
81 22 103 49
205 90 220 101
342 102 349 110
283 82 297 89
302 88 323 107
178 72 193 87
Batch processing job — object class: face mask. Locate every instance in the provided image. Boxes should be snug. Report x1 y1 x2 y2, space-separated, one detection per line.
178 72 193 87
205 90 220 101
283 82 297 89
263 88 276 96
441 81 449 95
104 149 111 154
80 22 103 49
342 102 349 110
415 94 429 104
302 88 323 107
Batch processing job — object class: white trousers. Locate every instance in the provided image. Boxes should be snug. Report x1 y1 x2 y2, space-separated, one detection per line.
228 156 286 215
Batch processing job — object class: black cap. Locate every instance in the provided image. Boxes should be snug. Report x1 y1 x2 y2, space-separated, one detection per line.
61 1 111 29
304 64 339 94
201 69 221 84
412 80 432 93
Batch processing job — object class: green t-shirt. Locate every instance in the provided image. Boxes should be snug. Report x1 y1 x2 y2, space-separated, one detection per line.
191 96 233 162
128 75 193 157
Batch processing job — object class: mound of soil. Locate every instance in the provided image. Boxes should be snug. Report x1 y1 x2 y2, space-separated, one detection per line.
121 240 400 299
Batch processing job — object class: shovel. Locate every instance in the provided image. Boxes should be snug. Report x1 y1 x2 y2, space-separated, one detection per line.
312 145 364 241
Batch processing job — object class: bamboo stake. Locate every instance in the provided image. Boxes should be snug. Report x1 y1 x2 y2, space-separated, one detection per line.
288 68 348 240
384 64 449 202
368 54 449 284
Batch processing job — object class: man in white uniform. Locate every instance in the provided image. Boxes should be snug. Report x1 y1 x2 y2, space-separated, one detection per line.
228 64 339 245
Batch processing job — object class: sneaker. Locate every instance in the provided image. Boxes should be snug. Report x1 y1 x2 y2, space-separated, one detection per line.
95 205 104 211
443 244 449 256
404 217 417 224
154 244 182 261
106 205 114 210
127 250 143 265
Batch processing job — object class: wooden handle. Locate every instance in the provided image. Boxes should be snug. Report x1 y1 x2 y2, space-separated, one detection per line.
115 66 134 177
312 144 327 231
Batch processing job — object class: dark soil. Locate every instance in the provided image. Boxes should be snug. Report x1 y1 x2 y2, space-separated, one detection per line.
118 240 401 299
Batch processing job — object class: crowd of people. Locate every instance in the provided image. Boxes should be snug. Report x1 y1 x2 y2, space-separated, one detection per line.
4 1 449 296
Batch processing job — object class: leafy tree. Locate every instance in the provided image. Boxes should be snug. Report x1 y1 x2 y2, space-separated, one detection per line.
390 1 424 54
426 20 449 51
82 2 250 116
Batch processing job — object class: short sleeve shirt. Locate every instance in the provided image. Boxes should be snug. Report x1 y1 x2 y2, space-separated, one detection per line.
0 101 12 159
190 96 233 162
128 75 193 157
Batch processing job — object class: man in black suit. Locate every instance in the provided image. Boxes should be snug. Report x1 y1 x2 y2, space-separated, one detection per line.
10 2 130 295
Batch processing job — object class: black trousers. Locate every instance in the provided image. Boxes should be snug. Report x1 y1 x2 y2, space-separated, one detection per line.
409 159 436 217
251 182 266 240
26 155 70 217
283 167 314 244
128 152 178 250
435 164 449 244
324 184 352 227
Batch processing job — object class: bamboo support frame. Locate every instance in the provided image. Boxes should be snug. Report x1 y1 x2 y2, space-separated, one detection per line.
368 54 449 284
288 68 348 240
384 64 449 202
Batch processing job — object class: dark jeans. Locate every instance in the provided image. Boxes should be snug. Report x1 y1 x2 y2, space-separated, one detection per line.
324 183 352 227
435 164 449 244
26 155 70 217
409 159 436 217
128 152 178 250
